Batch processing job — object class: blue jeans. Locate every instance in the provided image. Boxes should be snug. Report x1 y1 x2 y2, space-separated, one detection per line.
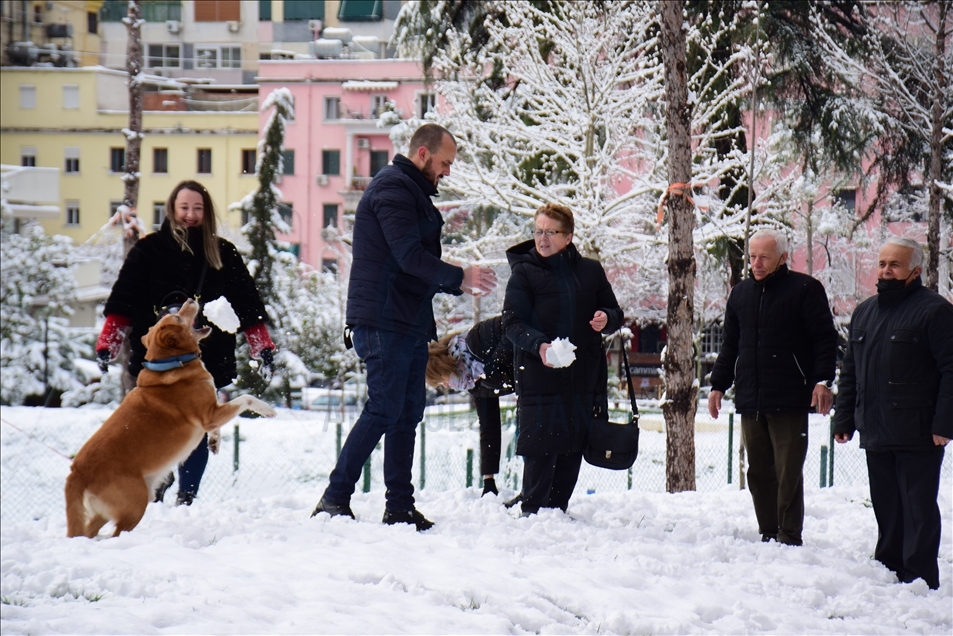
323 326 428 512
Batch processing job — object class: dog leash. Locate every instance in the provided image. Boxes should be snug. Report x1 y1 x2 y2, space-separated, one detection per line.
0 416 72 461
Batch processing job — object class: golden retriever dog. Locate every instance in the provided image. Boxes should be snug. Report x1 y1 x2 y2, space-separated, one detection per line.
65 299 276 538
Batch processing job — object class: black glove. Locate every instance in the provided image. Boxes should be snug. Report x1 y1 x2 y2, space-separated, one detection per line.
97 349 111 374
259 348 275 383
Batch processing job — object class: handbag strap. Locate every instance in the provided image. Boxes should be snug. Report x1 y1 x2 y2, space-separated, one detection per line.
619 335 639 420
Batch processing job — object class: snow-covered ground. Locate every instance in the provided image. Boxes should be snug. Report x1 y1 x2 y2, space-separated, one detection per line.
2 405 951 634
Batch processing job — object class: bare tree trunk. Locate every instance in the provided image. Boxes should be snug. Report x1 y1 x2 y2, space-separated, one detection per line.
926 0 949 292
805 199 814 276
660 0 697 493
122 1 143 257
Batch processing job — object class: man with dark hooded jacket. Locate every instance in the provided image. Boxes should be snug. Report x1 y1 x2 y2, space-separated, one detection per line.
709 229 837 546
834 237 952 590
311 124 496 530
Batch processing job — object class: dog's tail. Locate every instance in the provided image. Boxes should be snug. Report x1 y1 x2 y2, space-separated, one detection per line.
64 470 87 538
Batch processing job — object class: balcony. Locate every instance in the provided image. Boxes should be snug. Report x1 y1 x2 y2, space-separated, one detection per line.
0 165 60 219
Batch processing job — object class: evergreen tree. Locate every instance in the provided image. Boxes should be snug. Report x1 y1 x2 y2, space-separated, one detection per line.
0 222 87 405
233 88 300 400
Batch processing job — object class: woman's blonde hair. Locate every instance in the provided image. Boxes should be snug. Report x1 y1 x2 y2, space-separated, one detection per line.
426 331 462 388
165 180 223 270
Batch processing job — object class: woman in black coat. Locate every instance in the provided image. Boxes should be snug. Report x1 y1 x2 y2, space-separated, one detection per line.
96 180 274 505
502 203 623 516
426 315 515 496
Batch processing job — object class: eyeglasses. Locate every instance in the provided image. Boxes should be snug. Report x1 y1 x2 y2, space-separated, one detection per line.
532 229 565 237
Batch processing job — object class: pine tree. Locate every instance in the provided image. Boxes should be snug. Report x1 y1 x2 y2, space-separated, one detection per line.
0 222 87 405
233 88 296 398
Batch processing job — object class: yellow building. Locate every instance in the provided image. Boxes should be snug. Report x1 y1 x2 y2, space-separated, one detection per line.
1 1 104 68
0 66 260 244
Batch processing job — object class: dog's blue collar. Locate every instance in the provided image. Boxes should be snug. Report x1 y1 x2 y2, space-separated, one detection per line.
142 352 200 372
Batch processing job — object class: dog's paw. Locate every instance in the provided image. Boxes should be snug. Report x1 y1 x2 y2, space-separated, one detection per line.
257 404 277 418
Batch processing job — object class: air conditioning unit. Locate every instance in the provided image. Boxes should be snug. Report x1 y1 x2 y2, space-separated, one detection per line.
308 19 323 33
166 20 181 34
357 138 370 150
316 174 329 186
226 21 240 33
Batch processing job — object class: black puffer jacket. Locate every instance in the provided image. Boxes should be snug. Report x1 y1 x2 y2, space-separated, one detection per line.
833 278 953 450
710 264 837 413
104 221 267 388
466 315 515 398
345 154 464 341
502 240 623 456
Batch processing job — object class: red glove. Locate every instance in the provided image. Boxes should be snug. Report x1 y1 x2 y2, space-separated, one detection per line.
244 323 275 360
96 314 131 360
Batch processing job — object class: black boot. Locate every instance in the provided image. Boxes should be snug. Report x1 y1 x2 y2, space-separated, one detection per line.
176 491 195 506
503 492 523 509
382 508 434 531
482 476 499 497
311 496 355 519
153 472 175 503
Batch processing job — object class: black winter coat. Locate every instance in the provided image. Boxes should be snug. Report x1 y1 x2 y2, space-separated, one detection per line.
345 154 464 341
466 315 515 398
833 278 953 450
104 221 267 388
502 240 623 456
710 264 837 414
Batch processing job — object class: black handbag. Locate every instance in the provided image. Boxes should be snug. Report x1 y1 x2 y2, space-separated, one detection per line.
584 336 640 470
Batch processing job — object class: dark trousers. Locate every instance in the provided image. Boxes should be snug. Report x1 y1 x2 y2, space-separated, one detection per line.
178 434 209 497
866 446 945 590
741 411 808 545
323 326 428 513
521 452 583 514
475 394 502 476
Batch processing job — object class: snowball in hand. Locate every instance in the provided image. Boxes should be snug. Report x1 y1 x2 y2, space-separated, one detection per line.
545 338 577 368
203 296 240 334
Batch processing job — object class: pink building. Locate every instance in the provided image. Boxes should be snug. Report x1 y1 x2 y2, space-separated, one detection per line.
256 58 434 273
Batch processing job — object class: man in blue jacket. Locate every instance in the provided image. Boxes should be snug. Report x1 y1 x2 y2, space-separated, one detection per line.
834 238 952 590
311 124 497 530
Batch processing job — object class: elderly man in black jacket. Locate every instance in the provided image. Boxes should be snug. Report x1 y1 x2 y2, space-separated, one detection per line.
311 124 497 530
709 229 837 546
834 237 952 590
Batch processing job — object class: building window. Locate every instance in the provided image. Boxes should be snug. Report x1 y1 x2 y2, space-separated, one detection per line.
278 202 293 228
88 11 98 33
196 45 242 69
147 44 181 68
110 147 125 173
65 201 81 226
324 96 340 120
194 0 240 21
153 202 165 229
418 92 436 119
834 189 856 213
21 147 36 167
259 0 272 21
370 94 388 119
370 150 388 177
19 85 36 109
637 324 664 354
338 0 382 22
323 203 338 228
284 0 324 20
701 323 723 357
322 259 339 274
109 201 122 218
64 147 80 173
241 149 256 175
154 148 168 173
282 150 295 175
197 149 212 174
101 0 181 22
63 85 80 109
322 150 340 176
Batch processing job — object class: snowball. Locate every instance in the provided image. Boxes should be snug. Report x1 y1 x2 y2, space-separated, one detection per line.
203 296 240 334
545 338 576 368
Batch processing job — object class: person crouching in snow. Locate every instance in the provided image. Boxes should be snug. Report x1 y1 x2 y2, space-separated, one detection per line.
426 315 515 497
